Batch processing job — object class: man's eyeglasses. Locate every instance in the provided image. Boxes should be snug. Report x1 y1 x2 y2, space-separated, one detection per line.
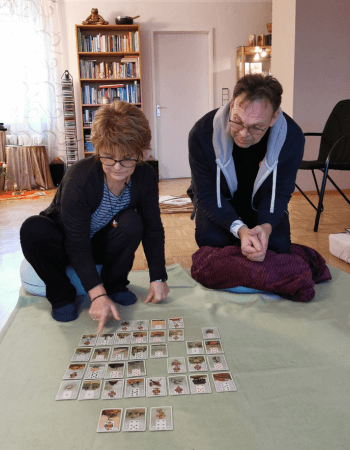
99 156 139 168
229 119 267 136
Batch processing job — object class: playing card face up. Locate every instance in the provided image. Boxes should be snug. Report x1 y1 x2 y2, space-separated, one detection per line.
146 377 167 397
167 357 187 374
202 327 220 339
204 340 224 354
149 406 173 431
97 408 123 432
150 343 168 358
63 363 86 380
115 321 132 332
168 318 184 329
212 372 237 392
96 334 114 346
78 380 101 400
130 345 148 360
71 347 92 362
206 354 229 371
124 378 145 398
122 407 147 432
127 360 146 377
168 329 184 342
131 331 148 344
85 363 106 379
90 347 111 362
114 332 132 345
101 379 124 399
186 341 204 355
187 355 208 372
105 362 125 379
167 375 190 395
110 346 129 361
132 320 149 331
149 331 166 343
79 334 97 347
189 374 212 394
55 380 81 400
151 319 166 330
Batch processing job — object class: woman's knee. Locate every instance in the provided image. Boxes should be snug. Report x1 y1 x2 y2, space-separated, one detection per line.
20 216 62 249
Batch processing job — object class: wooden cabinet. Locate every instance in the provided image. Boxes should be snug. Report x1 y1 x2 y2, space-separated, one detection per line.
75 24 142 157
236 46 271 81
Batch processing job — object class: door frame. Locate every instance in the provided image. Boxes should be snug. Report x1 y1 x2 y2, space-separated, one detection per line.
150 29 214 162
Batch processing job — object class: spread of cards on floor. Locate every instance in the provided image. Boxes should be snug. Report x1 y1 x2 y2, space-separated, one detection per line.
55 318 237 432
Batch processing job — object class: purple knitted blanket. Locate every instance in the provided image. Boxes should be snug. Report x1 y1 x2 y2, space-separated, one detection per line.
191 244 332 302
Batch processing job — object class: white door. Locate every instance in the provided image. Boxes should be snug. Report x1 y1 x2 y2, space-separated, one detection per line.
153 32 211 179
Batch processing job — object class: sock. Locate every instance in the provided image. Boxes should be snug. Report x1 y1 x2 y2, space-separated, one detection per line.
52 302 78 322
109 289 137 306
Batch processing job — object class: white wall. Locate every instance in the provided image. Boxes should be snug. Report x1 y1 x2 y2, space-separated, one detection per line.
61 0 272 158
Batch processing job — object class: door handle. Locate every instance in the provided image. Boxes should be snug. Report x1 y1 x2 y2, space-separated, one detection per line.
156 105 166 117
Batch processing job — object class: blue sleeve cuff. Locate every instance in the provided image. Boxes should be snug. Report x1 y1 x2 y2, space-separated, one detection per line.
230 220 245 239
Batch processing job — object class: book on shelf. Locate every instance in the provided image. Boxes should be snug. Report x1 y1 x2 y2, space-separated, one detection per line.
80 58 140 79
78 30 140 53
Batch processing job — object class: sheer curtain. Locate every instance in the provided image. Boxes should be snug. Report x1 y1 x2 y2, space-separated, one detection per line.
0 0 66 160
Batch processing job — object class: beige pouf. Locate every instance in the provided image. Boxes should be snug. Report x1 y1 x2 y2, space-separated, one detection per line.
329 233 350 263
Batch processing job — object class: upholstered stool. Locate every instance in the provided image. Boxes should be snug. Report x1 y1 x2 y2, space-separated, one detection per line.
20 259 103 297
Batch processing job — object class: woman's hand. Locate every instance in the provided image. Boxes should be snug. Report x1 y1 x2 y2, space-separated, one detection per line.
144 281 170 304
89 295 120 333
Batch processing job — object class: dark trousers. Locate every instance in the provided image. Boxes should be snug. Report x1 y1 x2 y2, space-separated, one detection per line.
195 208 291 254
20 209 143 309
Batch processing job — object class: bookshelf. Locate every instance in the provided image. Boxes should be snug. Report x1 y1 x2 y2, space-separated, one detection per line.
75 24 143 157
236 46 271 80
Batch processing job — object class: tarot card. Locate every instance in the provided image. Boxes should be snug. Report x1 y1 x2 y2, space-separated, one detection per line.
85 363 106 379
71 347 92 362
127 360 146 377
78 380 102 400
105 362 125 379
186 341 204 355
151 319 166 330
78 334 97 347
204 340 224 354
212 372 237 392
63 363 86 380
96 333 114 346
124 378 145 398
115 321 133 332
168 317 184 329
132 320 149 331
206 354 229 371
131 331 148 344
146 377 167 397
90 347 111 362
167 375 190 395
187 355 208 372
101 379 124 400
149 330 166 343
167 357 187 374
168 329 184 342
130 345 148 360
149 406 173 431
55 380 81 400
150 343 168 358
110 346 129 361
189 374 212 394
97 408 123 433
122 407 147 432
202 327 220 339
114 332 132 345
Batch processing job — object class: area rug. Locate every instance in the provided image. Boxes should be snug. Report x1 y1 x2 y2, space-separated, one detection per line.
0 263 350 450
0 189 54 201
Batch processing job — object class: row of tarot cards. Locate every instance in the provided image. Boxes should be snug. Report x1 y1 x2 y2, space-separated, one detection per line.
71 339 224 363
97 406 173 433
56 372 237 401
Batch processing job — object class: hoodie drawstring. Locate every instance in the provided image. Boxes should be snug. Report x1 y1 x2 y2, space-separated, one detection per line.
270 167 277 213
216 164 222 208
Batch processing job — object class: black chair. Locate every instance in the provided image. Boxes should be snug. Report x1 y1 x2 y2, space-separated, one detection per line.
295 99 350 232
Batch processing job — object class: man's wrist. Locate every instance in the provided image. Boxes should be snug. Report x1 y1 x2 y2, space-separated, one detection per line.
230 220 246 239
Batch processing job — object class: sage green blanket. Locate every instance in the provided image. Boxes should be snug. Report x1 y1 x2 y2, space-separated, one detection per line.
0 263 349 450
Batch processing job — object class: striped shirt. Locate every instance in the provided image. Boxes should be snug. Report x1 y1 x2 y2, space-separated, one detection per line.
90 181 131 237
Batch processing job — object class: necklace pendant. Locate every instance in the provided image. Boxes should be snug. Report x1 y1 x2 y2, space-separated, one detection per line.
112 220 118 228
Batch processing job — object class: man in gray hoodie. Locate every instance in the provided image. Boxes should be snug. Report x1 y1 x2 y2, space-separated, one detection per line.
188 74 305 262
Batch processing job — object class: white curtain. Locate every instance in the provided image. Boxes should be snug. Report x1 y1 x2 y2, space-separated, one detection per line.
0 0 66 161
